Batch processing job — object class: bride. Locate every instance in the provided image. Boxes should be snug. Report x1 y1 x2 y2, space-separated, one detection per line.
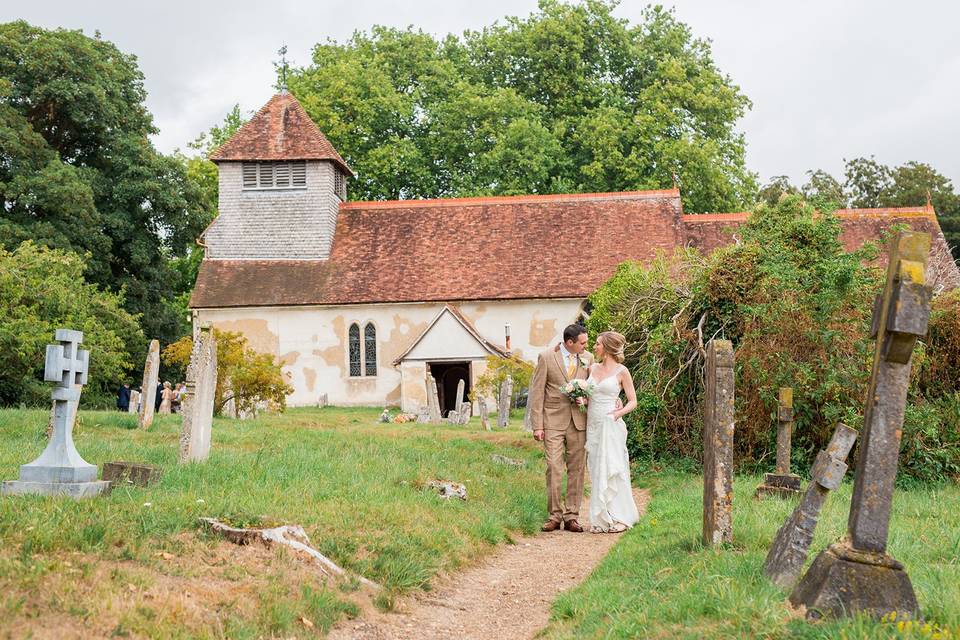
585 331 640 533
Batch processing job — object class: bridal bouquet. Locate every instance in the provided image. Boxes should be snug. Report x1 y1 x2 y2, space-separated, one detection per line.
560 379 594 413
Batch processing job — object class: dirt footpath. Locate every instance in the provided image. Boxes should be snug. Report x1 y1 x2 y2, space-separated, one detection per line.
329 488 650 640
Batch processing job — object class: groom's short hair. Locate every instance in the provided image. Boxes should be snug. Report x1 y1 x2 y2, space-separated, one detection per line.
563 324 587 344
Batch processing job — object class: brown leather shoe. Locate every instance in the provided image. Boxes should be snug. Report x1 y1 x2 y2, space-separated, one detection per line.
564 519 584 533
541 519 562 532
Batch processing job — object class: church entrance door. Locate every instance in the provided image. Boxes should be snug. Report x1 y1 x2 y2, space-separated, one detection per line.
429 362 471 417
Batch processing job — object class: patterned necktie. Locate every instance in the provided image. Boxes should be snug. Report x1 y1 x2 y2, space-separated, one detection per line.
567 354 576 377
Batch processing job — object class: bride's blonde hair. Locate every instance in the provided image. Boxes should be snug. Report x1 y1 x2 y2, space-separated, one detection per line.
597 331 626 363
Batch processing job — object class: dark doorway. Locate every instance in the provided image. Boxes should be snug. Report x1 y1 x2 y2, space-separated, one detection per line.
429 362 471 416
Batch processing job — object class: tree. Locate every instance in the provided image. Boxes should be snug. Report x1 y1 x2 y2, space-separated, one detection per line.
802 169 847 208
0 21 213 347
162 330 292 416
757 175 798 206
286 1 756 212
0 242 143 407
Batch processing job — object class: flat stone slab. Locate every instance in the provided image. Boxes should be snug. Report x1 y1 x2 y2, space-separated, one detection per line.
2 480 111 499
102 461 162 487
756 473 801 499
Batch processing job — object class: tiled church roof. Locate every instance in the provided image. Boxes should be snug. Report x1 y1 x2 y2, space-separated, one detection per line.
208 93 353 175
190 193 958 309
190 190 686 308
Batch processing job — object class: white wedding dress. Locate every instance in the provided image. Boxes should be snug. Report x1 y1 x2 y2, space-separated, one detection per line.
586 365 640 532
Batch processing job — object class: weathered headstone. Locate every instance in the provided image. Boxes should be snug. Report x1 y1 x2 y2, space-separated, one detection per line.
127 389 140 415
2 329 110 498
178 329 217 463
317 393 328 408
756 387 802 499
454 379 466 417
522 401 533 432
763 423 858 588
703 338 735 546
478 397 490 431
497 376 513 428
427 376 441 424
790 231 930 620
138 339 160 429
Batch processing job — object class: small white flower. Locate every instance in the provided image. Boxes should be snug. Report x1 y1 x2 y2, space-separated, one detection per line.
143 502 152 507
196 498 205 504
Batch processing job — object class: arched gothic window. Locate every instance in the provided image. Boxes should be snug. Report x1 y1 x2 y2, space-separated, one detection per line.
364 323 377 376
348 323 361 377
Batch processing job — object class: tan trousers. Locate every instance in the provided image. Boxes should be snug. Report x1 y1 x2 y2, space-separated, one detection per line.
544 419 587 522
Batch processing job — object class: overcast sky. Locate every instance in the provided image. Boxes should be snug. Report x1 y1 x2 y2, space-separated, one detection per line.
4 1 958 188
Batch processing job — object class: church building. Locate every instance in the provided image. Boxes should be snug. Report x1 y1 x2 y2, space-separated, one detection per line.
189 92 958 413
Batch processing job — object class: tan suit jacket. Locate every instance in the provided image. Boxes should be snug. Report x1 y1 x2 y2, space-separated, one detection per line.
529 348 593 432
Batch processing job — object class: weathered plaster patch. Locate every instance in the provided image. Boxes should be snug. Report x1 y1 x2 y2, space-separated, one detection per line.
317 316 347 377
303 367 317 392
529 312 557 347
384 314 430 364
385 384 402 405
212 319 278 355
279 351 300 367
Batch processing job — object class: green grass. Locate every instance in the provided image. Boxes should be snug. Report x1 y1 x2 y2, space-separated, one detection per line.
541 470 960 639
0 406 545 638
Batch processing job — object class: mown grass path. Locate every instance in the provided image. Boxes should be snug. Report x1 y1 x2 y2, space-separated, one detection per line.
329 489 649 640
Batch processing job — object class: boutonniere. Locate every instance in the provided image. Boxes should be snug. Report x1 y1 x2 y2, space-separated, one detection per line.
577 355 588 369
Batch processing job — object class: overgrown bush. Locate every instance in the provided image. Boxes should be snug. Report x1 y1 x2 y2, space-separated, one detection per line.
588 195 960 481
162 330 292 416
0 242 143 407
474 355 534 408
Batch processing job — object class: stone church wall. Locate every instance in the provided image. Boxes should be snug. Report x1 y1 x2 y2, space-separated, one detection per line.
193 298 583 409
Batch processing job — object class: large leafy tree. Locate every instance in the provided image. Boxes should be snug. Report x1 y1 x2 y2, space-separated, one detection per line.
0 21 213 346
286 1 756 212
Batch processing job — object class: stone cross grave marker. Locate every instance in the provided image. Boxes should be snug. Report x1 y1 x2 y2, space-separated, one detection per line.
790 231 931 620
179 329 218 463
756 387 802 499
497 376 513 428
703 338 735 546
139 339 160 429
763 422 858 589
2 329 110 498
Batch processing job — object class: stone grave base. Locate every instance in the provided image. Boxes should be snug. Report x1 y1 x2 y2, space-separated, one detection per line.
789 541 918 620
1 479 111 499
755 472 801 499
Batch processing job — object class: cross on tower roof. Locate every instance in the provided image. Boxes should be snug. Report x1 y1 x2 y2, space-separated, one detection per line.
44 329 89 390
278 45 289 95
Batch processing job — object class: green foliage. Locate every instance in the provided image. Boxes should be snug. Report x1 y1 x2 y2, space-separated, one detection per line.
0 242 142 407
161 330 292 416
286 1 755 212
0 21 213 346
473 355 534 406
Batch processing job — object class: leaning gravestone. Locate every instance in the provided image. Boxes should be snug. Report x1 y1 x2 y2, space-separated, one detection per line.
178 329 217 463
427 377 442 424
703 338 735 546
2 329 110 498
790 231 930 620
454 379 466 418
763 423 858 589
756 387 802 499
478 398 490 431
139 339 160 429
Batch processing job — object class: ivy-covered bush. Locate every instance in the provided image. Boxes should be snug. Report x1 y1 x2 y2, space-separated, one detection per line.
588 195 960 482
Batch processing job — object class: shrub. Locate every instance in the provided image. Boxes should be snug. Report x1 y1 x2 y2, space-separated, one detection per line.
473 355 534 408
587 195 960 481
162 330 292 415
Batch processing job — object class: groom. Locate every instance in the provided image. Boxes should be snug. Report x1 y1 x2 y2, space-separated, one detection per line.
529 324 593 532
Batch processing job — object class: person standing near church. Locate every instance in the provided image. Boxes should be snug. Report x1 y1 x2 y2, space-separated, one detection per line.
116 382 131 412
158 381 173 414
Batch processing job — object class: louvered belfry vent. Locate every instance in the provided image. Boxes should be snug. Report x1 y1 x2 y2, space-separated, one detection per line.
242 161 307 190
